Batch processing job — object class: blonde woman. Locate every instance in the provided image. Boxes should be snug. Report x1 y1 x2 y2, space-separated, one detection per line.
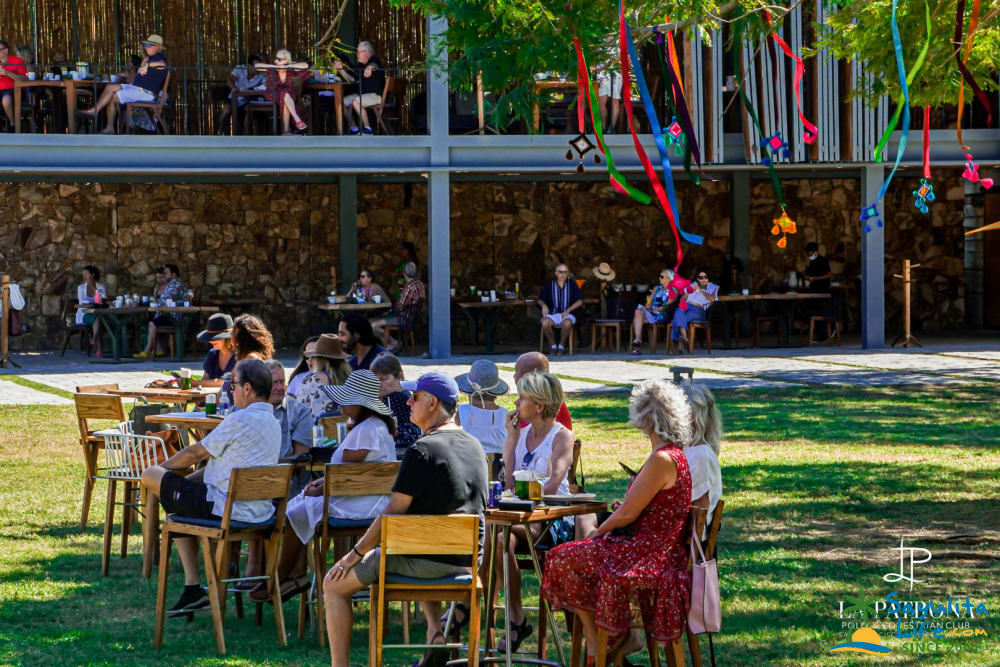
264 49 310 134
681 382 723 531
298 333 352 421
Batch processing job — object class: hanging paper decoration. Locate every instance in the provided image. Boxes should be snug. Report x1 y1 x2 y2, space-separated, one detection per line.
913 106 935 214
912 180 935 214
764 13 818 145
962 154 994 190
665 117 686 156
760 132 791 166
955 0 994 155
653 26 702 182
861 0 930 232
771 211 797 248
565 133 599 174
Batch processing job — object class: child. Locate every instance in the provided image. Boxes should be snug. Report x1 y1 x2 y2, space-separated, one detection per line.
370 352 420 457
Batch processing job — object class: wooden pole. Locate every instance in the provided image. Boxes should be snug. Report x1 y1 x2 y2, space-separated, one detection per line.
1 275 21 369
891 260 922 348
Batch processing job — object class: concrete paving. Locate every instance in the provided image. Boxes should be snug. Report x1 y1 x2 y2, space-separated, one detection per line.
0 378 72 405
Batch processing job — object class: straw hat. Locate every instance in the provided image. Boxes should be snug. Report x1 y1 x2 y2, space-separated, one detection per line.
320 370 392 416
197 313 234 342
304 333 350 360
141 34 165 50
592 262 616 282
455 359 509 396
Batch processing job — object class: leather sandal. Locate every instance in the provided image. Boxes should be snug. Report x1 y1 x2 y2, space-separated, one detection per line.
412 631 448 667
440 602 470 638
497 616 533 654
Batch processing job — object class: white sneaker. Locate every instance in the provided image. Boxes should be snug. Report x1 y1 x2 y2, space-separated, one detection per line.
551 345 559 351
557 344 565 351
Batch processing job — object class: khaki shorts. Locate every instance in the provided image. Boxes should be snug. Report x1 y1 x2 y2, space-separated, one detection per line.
353 547 469 586
344 92 382 108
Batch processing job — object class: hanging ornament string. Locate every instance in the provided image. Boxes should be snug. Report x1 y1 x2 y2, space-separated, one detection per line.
654 28 700 184
912 106 935 214
764 12 818 144
573 38 651 205
620 2 703 261
659 37 702 169
955 0 994 153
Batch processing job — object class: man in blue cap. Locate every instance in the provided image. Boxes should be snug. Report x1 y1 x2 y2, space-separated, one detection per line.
322 371 488 667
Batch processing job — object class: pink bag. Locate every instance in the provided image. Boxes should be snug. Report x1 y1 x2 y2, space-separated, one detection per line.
687 530 721 634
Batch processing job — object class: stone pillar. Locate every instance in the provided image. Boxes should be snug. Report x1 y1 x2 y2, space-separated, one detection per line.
730 172 750 290
426 15 451 357
338 175 358 293
963 175 987 328
860 166 885 349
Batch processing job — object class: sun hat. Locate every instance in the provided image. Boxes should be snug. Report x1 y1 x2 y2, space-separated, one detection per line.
455 359 509 396
320 369 392 416
592 262 616 282
401 371 460 405
304 333 350 360
197 312 234 342
141 34 165 50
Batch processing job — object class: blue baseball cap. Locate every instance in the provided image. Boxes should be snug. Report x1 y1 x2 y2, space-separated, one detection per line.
401 371 459 405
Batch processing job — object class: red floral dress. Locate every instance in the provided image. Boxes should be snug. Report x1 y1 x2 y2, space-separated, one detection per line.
540 444 691 642
264 69 310 118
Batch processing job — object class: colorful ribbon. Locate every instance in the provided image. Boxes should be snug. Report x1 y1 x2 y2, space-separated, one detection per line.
765 13 817 144
955 0 994 152
653 31 699 184
921 107 931 179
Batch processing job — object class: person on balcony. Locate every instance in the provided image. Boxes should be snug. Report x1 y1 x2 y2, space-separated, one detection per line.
215 53 265 133
0 40 27 128
77 34 169 134
263 49 311 135
332 41 385 135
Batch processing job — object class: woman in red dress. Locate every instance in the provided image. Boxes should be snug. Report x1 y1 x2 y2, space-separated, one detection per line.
541 379 694 665
264 49 311 134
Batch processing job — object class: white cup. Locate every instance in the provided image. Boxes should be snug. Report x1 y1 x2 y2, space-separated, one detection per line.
373 295 382 303
481 296 490 303
114 297 123 308
741 289 750 296
27 72 36 81
183 300 191 307
625 284 632 291
110 74 119 83
490 290 497 300
166 299 175 307
450 288 456 297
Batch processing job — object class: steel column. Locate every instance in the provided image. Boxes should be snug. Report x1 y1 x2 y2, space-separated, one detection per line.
426 15 451 358
338 174 358 293
860 166 885 349
72 0 80 62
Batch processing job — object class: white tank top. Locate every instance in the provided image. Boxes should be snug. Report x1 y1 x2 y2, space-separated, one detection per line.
514 421 570 496
457 404 509 455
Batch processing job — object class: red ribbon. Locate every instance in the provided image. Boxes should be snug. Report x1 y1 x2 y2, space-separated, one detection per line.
922 106 931 179
766 13 818 144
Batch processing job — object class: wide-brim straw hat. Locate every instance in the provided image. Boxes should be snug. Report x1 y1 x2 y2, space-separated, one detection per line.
455 359 509 396
141 34 165 50
320 370 392 416
592 262 616 282
304 333 350 360
197 312 234 342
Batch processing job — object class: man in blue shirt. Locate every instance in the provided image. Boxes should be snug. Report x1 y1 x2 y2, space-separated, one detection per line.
78 34 169 134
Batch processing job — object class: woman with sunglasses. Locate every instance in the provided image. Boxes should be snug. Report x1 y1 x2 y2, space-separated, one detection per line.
670 269 718 350
263 49 310 134
630 269 678 355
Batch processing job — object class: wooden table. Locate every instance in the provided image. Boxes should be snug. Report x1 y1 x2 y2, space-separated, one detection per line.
715 293 831 348
317 301 390 327
145 410 224 433
13 78 109 133
304 81 346 134
533 80 579 132
454 299 529 354
208 296 267 315
109 387 214 406
85 305 217 362
484 501 607 666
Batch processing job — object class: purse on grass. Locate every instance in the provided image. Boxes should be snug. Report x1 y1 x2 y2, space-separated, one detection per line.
688 529 721 635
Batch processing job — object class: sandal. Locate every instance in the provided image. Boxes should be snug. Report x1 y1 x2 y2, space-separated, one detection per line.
497 616 533 654
295 120 307 131
440 602 469 638
412 630 448 667
249 575 310 604
631 340 641 355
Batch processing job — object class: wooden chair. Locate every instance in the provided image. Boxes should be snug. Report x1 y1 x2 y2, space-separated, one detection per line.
752 315 778 347
154 464 294 655
645 322 670 354
94 421 169 575
382 301 423 355
539 324 576 355
687 322 712 355
803 316 841 346
123 71 173 134
574 501 725 667
75 383 120 393
373 76 408 135
309 461 400 646
152 326 177 360
60 300 93 357
568 438 586 494
245 75 308 135
74 392 127 531
369 514 482 667
590 320 623 353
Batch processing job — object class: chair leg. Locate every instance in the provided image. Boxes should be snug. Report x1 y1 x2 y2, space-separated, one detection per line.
316 538 328 646
81 443 98 531
808 317 816 345
705 327 712 354
368 585 379 667
154 528 172 649
374 585 387 667
596 627 608 667
664 638 685 667
648 325 657 354
297 582 308 641
468 587 482 667
102 479 117 576
687 627 703 667
120 481 134 559
401 601 410 643
590 324 598 353
201 536 227 654
537 600 548 659
645 631 660 667
60 330 74 356
265 533 287 646
570 613 583 667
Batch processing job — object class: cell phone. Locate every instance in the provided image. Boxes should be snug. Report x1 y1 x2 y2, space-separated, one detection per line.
619 462 639 478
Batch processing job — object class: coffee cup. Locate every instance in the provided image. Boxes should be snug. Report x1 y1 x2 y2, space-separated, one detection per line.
166 299 176 307
741 288 750 296
450 288 456 297
110 74 119 83
373 295 382 303
183 300 191 307
481 296 490 303
27 72 36 81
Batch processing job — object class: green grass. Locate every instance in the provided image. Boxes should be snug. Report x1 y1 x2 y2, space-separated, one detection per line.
1 385 999 665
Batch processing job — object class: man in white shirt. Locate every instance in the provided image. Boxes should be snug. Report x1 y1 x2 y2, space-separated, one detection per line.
140 358 281 617
670 269 719 348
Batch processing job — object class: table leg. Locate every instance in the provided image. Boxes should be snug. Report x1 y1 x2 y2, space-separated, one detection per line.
501 524 513 667
335 87 343 135
231 95 239 135
174 314 192 361
485 523 498 652
98 314 121 361
482 309 502 354
14 85 22 133
533 103 540 133
67 82 79 134
719 301 733 349
310 90 319 132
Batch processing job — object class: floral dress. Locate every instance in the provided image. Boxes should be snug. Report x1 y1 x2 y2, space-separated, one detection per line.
298 370 336 422
638 285 671 324
540 444 692 642
265 69 310 118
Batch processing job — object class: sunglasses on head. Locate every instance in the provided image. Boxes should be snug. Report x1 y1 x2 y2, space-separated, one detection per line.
522 451 535 466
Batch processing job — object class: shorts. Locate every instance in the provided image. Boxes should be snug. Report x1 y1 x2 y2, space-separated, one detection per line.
352 547 470 587
159 471 219 519
344 92 382 108
596 71 622 100
115 84 156 104
542 313 576 327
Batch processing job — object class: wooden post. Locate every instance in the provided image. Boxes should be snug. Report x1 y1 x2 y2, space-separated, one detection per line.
1 275 21 369
891 260 922 348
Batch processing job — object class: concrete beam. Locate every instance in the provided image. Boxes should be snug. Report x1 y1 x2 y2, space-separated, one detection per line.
338 175 358 293
860 166 885 349
426 15 451 358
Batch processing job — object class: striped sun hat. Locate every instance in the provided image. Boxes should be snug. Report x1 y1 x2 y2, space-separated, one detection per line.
320 369 392 416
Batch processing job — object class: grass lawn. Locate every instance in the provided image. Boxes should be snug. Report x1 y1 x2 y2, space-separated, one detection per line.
1 383 999 666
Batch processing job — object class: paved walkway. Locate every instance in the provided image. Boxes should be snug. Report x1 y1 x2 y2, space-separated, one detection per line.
1 339 996 405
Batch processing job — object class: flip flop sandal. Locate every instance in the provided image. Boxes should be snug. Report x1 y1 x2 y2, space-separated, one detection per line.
441 602 470 638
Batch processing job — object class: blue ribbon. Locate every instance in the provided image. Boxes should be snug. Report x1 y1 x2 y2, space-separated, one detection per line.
879 0 910 200
624 20 703 245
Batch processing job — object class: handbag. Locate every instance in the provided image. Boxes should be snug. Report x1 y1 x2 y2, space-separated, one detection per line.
130 401 171 438
688 527 721 635
128 428 181 472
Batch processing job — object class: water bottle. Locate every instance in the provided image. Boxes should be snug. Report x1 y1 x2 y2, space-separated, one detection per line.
219 373 232 415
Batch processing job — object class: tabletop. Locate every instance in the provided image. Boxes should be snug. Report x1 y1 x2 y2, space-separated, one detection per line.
717 293 832 302
455 299 528 309
83 305 218 314
486 500 606 525
109 388 214 404
317 302 389 311
145 411 225 430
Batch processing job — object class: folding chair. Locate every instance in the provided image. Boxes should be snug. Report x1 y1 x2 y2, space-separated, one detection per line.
310 461 401 646
94 421 169 575
370 514 483 667
74 392 127 531
153 464 294 654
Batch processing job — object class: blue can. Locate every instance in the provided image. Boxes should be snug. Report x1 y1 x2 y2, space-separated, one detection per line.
488 482 503 508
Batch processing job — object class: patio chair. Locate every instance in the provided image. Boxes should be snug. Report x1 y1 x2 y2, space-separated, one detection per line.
310 461 400 645
60 300 93 357
373 77 408 135
154 463 294 655
687 321 712 354
245 76 308 135
94 422 172 575
122 71 173 134
369 514 482 667
74 392 127 531
382 300 423 355
539 324 576 355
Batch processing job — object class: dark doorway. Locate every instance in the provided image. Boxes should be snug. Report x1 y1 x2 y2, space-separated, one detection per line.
983 194 1000 328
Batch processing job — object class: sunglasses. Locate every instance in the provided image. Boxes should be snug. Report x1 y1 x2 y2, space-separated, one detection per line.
697 275 709 279
556 270 569 274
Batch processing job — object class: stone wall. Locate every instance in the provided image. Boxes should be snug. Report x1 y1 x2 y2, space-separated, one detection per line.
0 172 968 350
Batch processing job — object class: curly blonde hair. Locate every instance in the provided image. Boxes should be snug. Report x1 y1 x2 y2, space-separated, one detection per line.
681 382 723 455
628 379 693 447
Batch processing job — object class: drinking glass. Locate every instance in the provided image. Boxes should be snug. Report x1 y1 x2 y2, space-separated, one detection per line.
533 457 552 506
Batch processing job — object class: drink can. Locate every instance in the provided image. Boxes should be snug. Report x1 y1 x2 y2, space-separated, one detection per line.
488 482 502 508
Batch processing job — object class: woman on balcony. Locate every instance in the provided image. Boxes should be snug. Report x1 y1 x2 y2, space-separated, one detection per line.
264 49 310 135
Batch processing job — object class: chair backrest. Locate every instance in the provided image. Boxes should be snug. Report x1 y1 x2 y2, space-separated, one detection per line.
98 421 169 479
319 414 350 437
156 71 172 104
74 392 127 441
684 499 724 568
381 514 478 562
76 383 120 393
568 439 585 492
219 464 294 533
323 461 400 498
